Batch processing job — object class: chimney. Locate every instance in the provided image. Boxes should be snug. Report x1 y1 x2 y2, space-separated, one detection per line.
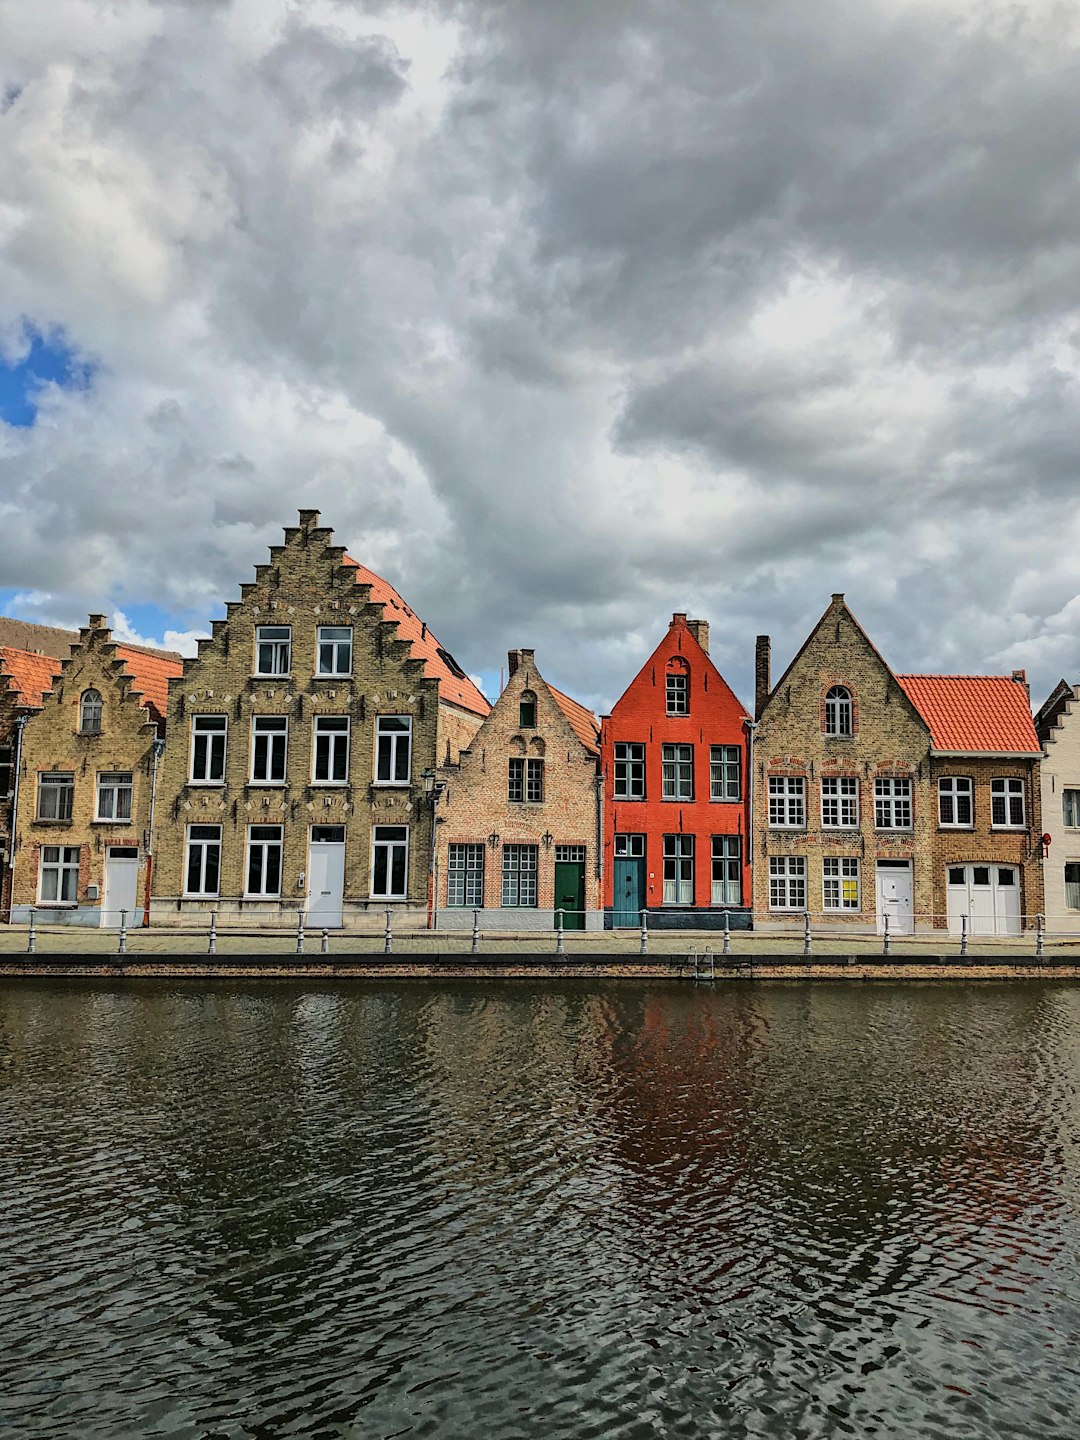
507 648 534 678
755 635 771 719
87 613 107 631
686 619 710 654
1012 668 1030 699
831 592 844 604
670 612 687 627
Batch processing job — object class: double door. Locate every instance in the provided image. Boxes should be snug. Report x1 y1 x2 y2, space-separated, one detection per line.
946 864 1020 936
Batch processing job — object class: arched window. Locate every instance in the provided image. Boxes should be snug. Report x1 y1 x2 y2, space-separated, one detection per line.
519 690 537 728
666 658 690 715
80 689 103 735
824 685 852 737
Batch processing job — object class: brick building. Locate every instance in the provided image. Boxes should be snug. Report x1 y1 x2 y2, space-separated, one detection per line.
149 509 489 930
601 613 751 930
434 648 602 931
898 674 1043 936
1035 681 1080 933
753 595 934 933
8 616 182 927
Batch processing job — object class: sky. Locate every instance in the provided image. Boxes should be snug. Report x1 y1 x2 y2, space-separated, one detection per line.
2 0 1080 714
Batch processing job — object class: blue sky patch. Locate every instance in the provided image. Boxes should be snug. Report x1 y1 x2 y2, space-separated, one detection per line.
0 326 94 427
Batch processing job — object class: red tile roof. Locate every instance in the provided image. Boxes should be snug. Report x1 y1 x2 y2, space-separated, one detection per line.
548 683 601 755
115 646 184 726
0 647 62 710
345 559 490 717
896 675 1041 755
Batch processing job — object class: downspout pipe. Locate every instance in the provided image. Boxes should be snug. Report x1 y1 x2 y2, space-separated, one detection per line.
744 718 759 914
5 714 29 922
143 735 166 927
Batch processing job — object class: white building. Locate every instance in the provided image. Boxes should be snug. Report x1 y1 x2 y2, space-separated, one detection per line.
1035 680 1080 934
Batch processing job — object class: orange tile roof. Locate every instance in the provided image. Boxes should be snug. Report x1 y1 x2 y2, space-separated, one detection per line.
0 647 62 709
896 675 1041 755
548 683 601 755
115 646 184 726
345 558 490 717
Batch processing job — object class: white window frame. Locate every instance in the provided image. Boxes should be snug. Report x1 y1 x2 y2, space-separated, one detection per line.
613 742 646 800
255 625 292 677
245 824 283 898
662 743 694 800
372 824 409 899
251 715 288 785
313 715 350 785
991 777 1025 829
663 834 694 905
769 856 806 911
666 666 689 716
710 746 740 801
39 845 80 904
316 625 353 677
711 835 741 905
80 689 103 735
1065 862 1080 910
37 771 75 822
185 824 222 898
375 715 412 786
823 857 860 911
1063 789 1080 828
938 775 973 828
874 777 912 830
824 686 853 737
447 843 484 908
768 776 805 829
96 771 133 823
190 715 227 785
821 776 858 829
501 843 538 907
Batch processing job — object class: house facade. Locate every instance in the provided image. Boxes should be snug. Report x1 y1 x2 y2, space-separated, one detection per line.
1036 681 1080 933
601 613 752 930
8 616 182 927
752 595 934 933
149 509 489 929
434 648 602 931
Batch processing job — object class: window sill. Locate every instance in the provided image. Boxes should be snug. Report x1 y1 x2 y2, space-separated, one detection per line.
768 825 806 832
252 674 292 681
92 819 132 826
311 782 348 789
35 902 78 910
243 894 283 901
821 825 860 832
938 824 975 831
661 797 695 804
372 782 412 789
613 795 645 802
188 781 226 788
823 734 854 741
710 798 741 805
183 893 220 901
248 782 288 789
990 825 1026 832
875 828 914 834
313 674 353 681
371 896 410 904
34 819 73 827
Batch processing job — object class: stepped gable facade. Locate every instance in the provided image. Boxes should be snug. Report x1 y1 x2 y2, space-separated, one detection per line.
753 595 934 933
1036 680 1080 933
434 648 602 931
7 616 183 926
601 613 752 930
149 509 489 930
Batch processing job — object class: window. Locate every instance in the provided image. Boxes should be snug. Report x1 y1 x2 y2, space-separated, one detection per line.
1066 863 1080 910
1063 790 1080 827
375 716 412 785
191 715 227 784
255 625 291 676
96 772 133 822
824 686 852 736
447 843 484 907
555 844 586 863
663 834 694 905
711 836 741 905
991 777 1025 828
666 660 689 715
875 778 912 830
372 825 409 898
37 772 74 821
710 746 740 801
823 857 860 910
311 825 345 843
313 716 349 784
0 744 11 800
251 716 288 784
939 776 973 827
185 825 221 897
768 776 805 828
80 689 102 735
614 743 645 799
508 757 544 802
662 744 694 800
501 844 537 906
519 691 537 728
821 776 858 829
614 833 645 858
317 626 352 676
769 856 806 910
246 825 283 897
39 845 79 903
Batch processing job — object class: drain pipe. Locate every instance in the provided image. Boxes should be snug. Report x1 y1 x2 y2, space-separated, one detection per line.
5 714 29 921
143 735 166 927
744 718 759 910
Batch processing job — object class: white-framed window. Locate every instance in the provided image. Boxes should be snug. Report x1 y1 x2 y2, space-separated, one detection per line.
190 715 227 784
662 744 693 800
823 856 860 910
711 836 741 905
666 661 689 716
508 757 544 803
614 742 646 799
663 834 694 904
317 626 353 676
255 625 291 676
245 824 283 897
768 776 805 828
821 776 858 829
769 856 806 910
251 716 288 784
1065 863 1080 910
185 824 221 897
938 776 973 828
824 686 853 736
37 771 74 821
1063 789 1080 827
39 845 79 903
501 843 538 906
372 825 409 898
96 771 133 822
991 777 1025 828
313 715 349 784
447 843 484 907
376 716 412 785
710 746 740 801
80 689 103 735
874 778 912 830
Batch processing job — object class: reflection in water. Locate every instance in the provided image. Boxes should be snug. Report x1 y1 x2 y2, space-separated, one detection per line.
1 981 1079 1437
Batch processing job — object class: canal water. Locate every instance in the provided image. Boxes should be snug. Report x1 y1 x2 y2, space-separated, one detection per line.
2 981 1079 1439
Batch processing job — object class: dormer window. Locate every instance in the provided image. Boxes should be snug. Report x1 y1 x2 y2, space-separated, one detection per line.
666 659 689 715
80 690 103 735
824 685 852 736
519 690 537 728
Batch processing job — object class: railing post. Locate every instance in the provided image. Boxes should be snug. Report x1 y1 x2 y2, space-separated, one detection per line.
384 908 393 955
27 907 36 955
321 928 330 955
722 909 731 956
960 912 968 957
803 911 812 958
471 908 480 954
639 909 649 955
882 913 890 956
208 910 217 956
1036 912 1045 959
118 908 128 956
556 909 565 955
296 908 305 956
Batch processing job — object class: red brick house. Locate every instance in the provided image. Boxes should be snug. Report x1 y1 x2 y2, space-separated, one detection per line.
600 613 752 929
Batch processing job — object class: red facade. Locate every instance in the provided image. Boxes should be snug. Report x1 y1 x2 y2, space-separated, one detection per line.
600 614 752 928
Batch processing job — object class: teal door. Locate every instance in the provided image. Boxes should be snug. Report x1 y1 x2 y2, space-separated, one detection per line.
613 857 645 927
554 861 586 930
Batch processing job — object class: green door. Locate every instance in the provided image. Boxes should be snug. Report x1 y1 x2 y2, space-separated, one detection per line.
613 856 645 927
554 861 586 930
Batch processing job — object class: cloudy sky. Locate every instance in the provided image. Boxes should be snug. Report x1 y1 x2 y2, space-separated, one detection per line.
2 0 1079 713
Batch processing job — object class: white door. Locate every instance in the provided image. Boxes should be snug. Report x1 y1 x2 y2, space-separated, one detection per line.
102 848 140 928
994 867 1021 936
876 861 913 934
307 830 345 929
946 865 1021 936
